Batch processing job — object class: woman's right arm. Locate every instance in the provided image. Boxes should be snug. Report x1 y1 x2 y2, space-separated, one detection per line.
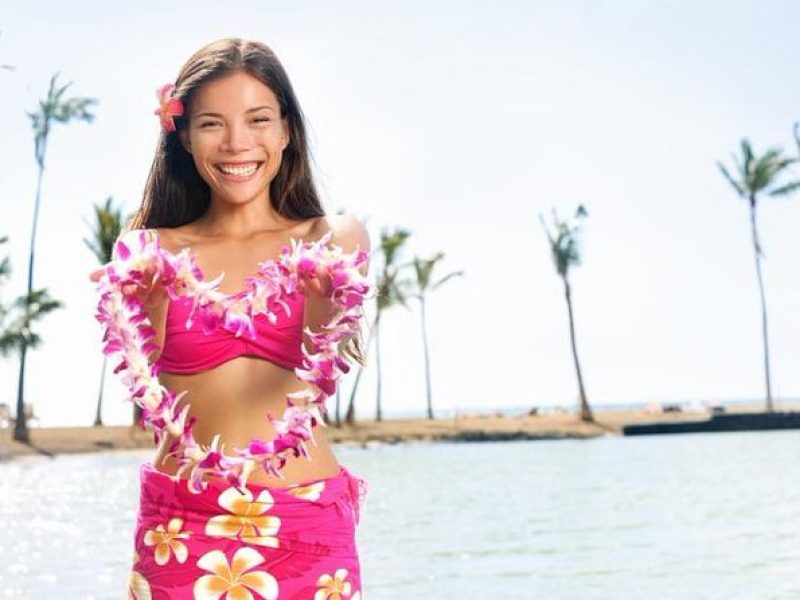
88 229 169 360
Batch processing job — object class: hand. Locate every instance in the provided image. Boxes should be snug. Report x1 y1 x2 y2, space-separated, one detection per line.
89 265 167 308
89 267 105 283
297 267 332 298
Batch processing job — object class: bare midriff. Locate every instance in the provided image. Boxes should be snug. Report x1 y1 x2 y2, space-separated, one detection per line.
153 357 341 488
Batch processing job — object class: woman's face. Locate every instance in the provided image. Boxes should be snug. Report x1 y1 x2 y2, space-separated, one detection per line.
179 70 290 205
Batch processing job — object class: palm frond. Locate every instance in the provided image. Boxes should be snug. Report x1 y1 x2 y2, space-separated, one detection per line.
768 181 800 197
0 235 10 280
716 162 745 197
411 252 444 291
0 288 63 355
431 270 464 291
391 275 415 311
375 226 414 314
538 213 557 246
539 206 585 277
28 72 98 166
719 138 798 202
82 196 125 264
378 227 412 268
0 330 18 357
13 288 64 316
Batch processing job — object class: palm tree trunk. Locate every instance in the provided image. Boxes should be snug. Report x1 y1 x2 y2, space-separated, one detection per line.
93 354 107 426
13 344 30 442
563 276 593 422
134 400 143 427
749 199 773 412
420 296 434 420
14 155 46 443
345 367 361 425
375 312 383 422
346 312 378 425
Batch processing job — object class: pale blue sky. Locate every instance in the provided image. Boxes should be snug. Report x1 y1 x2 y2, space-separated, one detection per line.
1 1 799 426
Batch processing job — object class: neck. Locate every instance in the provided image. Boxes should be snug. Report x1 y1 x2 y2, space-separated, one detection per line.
198 191 295 238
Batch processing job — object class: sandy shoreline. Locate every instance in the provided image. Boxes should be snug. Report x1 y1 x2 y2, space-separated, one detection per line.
3 402 794 460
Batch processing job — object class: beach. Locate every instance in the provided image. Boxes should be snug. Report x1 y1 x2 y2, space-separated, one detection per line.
2 401 793 459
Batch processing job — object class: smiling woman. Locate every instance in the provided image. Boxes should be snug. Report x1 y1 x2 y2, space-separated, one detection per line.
113 38 370 599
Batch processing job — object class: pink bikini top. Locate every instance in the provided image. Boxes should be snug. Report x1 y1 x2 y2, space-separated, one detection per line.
154 291 306 375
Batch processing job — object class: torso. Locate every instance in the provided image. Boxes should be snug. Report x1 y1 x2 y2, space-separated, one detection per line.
149 215 343 487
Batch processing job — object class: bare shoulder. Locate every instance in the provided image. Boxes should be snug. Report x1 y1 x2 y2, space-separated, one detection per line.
309 214 370 254
116 227 164 254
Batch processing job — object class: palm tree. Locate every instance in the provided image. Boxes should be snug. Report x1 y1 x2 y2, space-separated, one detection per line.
13 72 97 442
794 123 800 159
540 205 594 422
83 197 128 427
717 139 800 413
0 236 10 324
0 236 63 439
345 227 412 424
333 387 342 426
405 252 463 420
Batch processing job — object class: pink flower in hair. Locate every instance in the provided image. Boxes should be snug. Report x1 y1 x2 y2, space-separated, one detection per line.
154 83 184 132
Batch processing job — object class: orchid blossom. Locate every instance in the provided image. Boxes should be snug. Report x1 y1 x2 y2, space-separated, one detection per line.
153 83 184 132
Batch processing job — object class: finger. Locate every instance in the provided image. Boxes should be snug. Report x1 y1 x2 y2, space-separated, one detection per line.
121 282 139 296
316 273 331 296
307 277 322 296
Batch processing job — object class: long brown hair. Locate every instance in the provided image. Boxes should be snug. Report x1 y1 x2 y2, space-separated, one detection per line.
130 37 323 228
128 38 366 367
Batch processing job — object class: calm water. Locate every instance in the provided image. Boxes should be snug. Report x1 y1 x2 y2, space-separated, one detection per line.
1 431 799 599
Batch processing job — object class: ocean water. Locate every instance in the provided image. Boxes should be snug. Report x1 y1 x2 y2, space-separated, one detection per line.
0 431 798 599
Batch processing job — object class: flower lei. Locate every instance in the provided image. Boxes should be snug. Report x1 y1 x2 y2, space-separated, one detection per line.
93 228 374 494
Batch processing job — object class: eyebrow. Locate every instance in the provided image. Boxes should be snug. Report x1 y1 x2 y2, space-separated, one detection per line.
195 105 275 118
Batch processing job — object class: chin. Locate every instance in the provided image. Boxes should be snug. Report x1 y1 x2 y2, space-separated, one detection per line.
215 187 270 204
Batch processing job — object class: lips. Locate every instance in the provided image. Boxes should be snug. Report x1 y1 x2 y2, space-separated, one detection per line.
214 161 264 179
216 161 262 167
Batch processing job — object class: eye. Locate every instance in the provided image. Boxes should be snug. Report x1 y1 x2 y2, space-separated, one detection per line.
200 121 220 128
254 117 270 123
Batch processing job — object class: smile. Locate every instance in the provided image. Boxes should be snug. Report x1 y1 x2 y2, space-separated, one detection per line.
214 161 264 180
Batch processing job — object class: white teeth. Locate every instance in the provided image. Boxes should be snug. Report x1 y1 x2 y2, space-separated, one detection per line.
218 163 258 176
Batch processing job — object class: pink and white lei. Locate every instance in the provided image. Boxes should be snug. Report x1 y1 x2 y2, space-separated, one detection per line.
93 228 374 494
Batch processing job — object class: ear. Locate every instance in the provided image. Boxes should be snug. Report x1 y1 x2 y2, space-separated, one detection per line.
178 127 192 154
282 117 291 150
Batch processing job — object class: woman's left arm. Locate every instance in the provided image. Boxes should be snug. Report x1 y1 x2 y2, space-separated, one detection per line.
300 215 371 352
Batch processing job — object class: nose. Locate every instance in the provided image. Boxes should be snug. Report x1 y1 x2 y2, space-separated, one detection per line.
221 120 253 153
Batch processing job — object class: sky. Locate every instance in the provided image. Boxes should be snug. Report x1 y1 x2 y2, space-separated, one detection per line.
1 1 799 427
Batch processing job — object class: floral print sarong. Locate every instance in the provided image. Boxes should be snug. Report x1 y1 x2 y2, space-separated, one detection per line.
128 461 367 599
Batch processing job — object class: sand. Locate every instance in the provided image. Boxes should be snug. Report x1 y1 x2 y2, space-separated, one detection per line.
2 401 792 460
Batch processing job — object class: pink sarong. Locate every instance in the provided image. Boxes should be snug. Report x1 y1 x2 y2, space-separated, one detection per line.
128 461 368 599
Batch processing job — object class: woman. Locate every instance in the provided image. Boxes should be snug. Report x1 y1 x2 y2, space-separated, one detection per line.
101 38 370 599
